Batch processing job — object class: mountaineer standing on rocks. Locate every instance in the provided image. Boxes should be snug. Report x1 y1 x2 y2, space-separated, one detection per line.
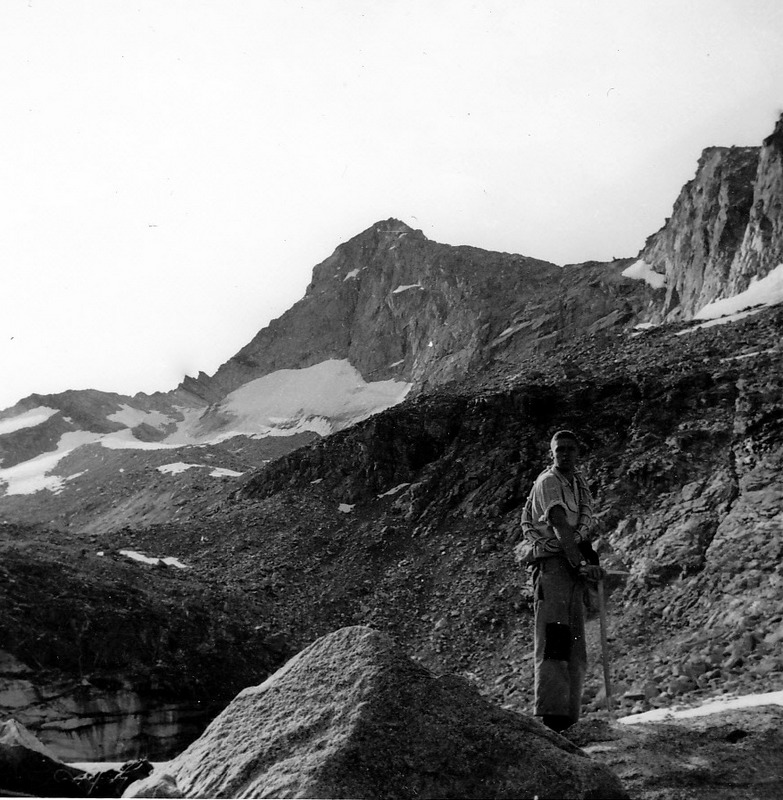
516 429 604 733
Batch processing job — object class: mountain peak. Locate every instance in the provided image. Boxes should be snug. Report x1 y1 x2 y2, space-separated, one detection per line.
368 218 418 235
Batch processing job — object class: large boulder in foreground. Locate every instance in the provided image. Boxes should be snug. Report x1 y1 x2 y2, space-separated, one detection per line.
150 626 627 799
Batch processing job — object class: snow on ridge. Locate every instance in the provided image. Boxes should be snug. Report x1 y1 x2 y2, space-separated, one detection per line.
0 406 59 436
0 431 103 495
0 428 185 496
694 262 783 320
0 361 409 494
622 259 666 289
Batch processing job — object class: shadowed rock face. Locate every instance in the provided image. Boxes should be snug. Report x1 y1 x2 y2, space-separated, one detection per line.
638 145 760 320
159 626 627 800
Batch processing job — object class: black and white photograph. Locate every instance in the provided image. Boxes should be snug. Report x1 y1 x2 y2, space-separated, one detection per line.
1 1 782 797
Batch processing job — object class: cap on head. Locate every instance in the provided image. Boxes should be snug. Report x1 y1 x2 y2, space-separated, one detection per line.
550 429 580 450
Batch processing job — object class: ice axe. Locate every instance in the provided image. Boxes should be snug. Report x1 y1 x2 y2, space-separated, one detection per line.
596 570 628 718
597 578 614 717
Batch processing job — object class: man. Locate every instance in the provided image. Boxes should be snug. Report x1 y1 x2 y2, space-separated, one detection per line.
517 430 603 733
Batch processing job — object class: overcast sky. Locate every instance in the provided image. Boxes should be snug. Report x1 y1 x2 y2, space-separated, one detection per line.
1 0 782 411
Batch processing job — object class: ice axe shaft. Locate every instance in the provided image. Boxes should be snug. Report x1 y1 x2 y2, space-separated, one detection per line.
597 578 614 717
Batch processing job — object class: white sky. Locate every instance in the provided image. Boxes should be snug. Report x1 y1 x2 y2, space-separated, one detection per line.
1 0 782 411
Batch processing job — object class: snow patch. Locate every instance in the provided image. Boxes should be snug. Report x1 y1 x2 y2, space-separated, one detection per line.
721 347 778 363
694 263 783 319
0 406 59 436
107 404 173 430
377 483 410 498
210 467 243 478
622 259 666 289
157 462 200 475
619 689 783 725
675 308 763 336
392 283 424 294
338 503 355 513
344 269 360 281
157 463 243 478
119 550 188 569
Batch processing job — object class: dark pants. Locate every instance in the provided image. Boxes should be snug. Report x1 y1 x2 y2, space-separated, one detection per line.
532 555 587 724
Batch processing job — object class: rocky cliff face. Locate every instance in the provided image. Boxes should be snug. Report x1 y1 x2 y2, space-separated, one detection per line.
636 113 783 320
729 115 783 292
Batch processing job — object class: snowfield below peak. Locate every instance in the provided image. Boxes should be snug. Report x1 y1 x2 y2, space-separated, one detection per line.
190 359 411 442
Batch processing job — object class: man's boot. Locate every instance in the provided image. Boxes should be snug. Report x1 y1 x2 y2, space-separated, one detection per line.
542 714 572 732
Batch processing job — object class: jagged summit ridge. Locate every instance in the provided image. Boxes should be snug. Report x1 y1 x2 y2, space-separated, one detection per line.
186 219 566 403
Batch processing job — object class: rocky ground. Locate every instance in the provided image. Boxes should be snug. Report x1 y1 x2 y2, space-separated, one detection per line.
568 705 783 800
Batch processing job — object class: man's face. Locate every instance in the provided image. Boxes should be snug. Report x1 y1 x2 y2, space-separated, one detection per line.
551 437 579 471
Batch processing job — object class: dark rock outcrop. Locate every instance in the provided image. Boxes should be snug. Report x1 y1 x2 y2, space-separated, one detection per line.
0 527 288 761
149 626 626 799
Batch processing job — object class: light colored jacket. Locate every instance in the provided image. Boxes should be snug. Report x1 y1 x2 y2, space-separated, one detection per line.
520 467 594 560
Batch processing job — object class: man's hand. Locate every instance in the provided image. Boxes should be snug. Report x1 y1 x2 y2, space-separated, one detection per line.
513 541 533 564
578 564 604 582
